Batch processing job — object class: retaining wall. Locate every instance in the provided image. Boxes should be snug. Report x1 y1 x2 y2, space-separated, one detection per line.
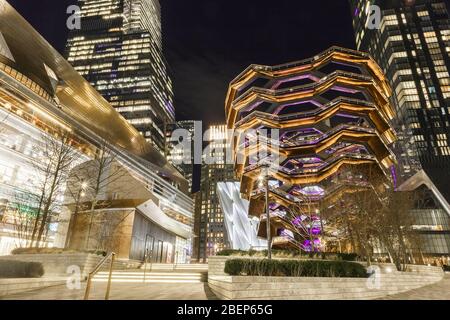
208 256 444 300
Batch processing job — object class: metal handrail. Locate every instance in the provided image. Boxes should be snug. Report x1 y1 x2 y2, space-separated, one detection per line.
143 251 152 283
173 251 179 271
84 252 116 300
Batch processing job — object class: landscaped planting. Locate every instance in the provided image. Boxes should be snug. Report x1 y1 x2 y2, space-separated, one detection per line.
11 247 107 256
224 259 368 278
0 260 44 278
217 249 359 261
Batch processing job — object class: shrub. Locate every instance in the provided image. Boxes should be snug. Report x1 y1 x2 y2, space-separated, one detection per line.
216 249 359 261
11 247 107 256
224 258 368 278
216 249 247 257
11 247 65 255
337 253 359 261
0 260 44 278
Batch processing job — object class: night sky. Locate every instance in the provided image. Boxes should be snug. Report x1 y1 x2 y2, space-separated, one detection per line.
6 0 356 126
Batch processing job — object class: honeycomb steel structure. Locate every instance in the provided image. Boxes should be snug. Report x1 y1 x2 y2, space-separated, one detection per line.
225 47 398 250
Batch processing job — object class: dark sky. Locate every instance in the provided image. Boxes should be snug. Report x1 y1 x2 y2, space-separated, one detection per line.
6 0 356 126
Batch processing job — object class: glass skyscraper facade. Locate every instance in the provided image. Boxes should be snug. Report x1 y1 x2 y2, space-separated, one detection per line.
166 120 196 192
193 125 234 262
66 0 174 155
348 0 450 198
349 0 450 257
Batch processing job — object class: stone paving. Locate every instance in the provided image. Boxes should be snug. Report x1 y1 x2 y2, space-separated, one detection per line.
2 282 218 300
380 273 450 300
2 273 448 300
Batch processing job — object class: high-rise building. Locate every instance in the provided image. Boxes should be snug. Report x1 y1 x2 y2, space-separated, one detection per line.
225 47 398 250
349 0 450 258
348 0 450 199
193 125 234 262
166 120 196 192
66 0 174 156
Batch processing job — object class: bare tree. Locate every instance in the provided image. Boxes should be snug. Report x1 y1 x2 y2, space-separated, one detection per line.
374 190 419 270
77 139 129 250
29 131 78 247
10 191 38 247
63 173 89 248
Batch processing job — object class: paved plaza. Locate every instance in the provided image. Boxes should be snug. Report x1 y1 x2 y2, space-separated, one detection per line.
2 274 449 300
379 273 450 300
2 282 218 300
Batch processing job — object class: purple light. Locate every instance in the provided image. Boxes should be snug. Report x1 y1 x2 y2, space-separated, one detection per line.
298 186 325 196
311 227 321 235
292 216 302 226
336 112 359 119
273 100 322 115
332 86 359 94
354 8 359 17
302 239 322 252
391 165 398 190
242 101 263 113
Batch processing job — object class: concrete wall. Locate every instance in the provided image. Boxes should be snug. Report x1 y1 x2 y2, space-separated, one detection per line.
208 256 444 300
0 253 104 278
0 277 67 297
68 209 137 260
0 253 143 297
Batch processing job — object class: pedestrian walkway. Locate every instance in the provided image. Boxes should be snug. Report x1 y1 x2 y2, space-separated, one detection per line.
3 272 448 300
380 273 450 300
2 281 217 300
2 266 217 300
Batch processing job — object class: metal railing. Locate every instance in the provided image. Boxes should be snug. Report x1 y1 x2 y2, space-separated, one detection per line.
142 250 152 283
84 252 116 300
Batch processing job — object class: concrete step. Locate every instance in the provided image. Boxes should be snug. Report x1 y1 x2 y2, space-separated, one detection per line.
140 263 208 271
92 270 207 283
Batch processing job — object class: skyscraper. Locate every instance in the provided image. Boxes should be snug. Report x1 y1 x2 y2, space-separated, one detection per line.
166 120 196 192
348 0 450 199
66 0 174 155
193 125 234 262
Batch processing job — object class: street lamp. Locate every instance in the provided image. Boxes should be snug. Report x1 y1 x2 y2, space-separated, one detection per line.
260 164 272 260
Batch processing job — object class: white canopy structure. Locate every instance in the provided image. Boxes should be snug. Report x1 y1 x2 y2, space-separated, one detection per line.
217 182 267 250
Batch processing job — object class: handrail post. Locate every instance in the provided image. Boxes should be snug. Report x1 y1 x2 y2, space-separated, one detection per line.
83 274 92 300
105 253 115 300
143 250 148 283
173 251 178 271
83 252 116 300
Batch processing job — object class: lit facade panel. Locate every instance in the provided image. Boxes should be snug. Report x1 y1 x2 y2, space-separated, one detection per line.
225 46 398 250
216 182 267 250
348 0 450 197
66 0 174 155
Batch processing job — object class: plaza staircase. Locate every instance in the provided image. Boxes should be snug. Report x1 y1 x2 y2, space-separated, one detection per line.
92 264 208 284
